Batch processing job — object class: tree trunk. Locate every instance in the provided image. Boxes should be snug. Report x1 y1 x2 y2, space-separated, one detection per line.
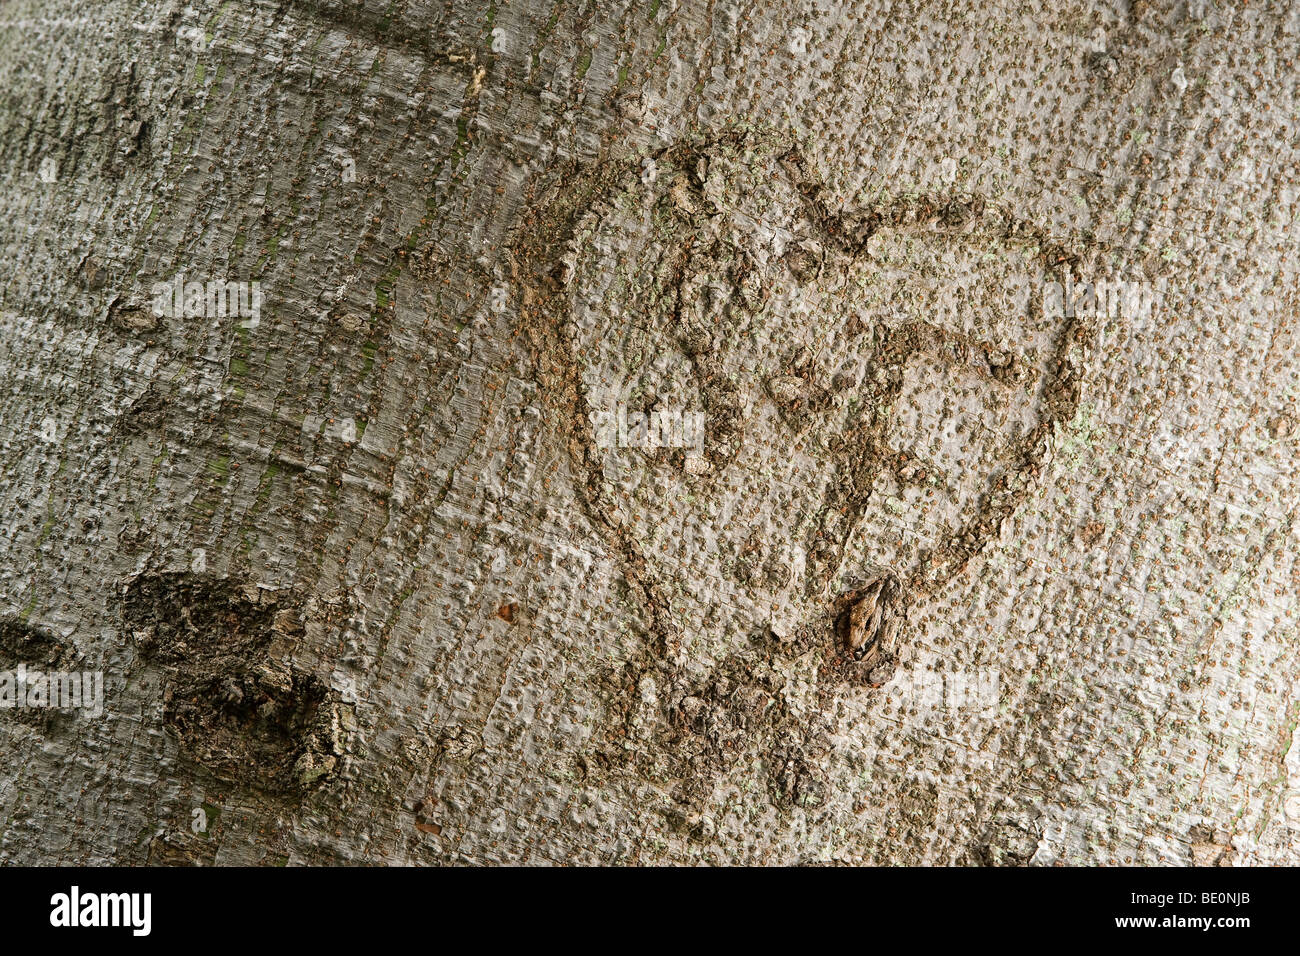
1 0 1297 865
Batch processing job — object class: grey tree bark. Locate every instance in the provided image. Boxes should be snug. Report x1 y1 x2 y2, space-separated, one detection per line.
0 0 1297 865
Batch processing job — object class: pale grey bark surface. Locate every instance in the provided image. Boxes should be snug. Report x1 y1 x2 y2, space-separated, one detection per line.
0 0 1297 865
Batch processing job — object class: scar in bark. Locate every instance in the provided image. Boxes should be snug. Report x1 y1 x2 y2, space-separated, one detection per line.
832 573 905 682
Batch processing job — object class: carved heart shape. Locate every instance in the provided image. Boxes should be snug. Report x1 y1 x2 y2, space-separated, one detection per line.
522 129 1094 668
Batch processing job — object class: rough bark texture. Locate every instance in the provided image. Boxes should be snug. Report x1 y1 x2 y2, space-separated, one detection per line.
0 0 1297 865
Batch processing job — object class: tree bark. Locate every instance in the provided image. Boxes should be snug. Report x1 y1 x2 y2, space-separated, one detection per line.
1 0 1297 865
